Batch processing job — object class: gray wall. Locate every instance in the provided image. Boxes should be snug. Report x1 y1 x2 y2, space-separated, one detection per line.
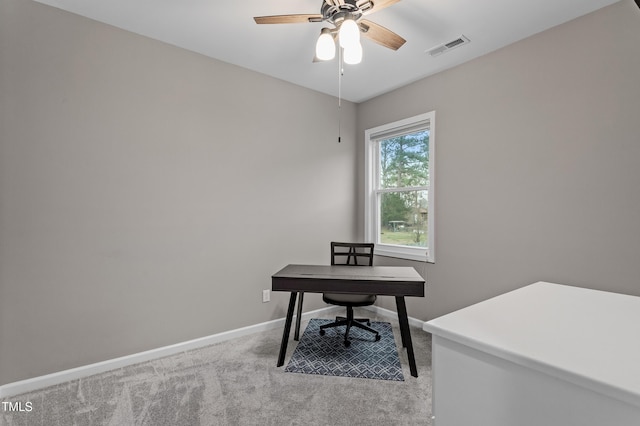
0 0 357 385
359 1 640 320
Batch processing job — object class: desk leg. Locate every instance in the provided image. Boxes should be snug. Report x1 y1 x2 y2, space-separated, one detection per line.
396 296 418 378
277 292 298 367
294 292 304 341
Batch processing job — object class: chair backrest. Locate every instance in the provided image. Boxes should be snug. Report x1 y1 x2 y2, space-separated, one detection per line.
331 242 374 266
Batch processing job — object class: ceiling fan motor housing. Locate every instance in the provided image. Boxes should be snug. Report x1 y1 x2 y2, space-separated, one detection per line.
322 0 369 26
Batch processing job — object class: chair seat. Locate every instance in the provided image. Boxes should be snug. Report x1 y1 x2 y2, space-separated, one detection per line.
323 293 376 306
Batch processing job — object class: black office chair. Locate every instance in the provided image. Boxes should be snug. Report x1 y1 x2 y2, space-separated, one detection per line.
319 242 381 347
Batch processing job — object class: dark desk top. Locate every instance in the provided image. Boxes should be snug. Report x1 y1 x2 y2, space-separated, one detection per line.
272 264 425 297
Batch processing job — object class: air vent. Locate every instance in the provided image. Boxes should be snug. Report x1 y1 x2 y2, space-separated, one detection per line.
426 35 470 57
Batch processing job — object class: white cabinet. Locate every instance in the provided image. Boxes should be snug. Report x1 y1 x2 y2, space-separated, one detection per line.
424 282 640 426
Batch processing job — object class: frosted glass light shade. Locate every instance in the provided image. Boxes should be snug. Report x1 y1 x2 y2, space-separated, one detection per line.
315 29 335 60
339 18 360 48
343 42 363 64
316 28 336 61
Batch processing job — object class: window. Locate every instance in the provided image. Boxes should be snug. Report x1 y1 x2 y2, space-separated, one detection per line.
364 112 435 262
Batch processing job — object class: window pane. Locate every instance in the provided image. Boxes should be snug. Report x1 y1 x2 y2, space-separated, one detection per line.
379 190 428 248
378 130 429 189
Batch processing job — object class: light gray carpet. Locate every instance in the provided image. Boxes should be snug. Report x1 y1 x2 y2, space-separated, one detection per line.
1 308 433 425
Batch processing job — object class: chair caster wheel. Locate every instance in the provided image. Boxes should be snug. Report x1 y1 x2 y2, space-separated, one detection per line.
375 335 381 342
319 329 325 336
344 340 351 348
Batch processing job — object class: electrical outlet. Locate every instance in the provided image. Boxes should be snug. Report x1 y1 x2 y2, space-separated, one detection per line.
262 289 270 303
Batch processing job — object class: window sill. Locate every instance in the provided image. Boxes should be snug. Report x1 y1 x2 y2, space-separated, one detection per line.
374 244 433 263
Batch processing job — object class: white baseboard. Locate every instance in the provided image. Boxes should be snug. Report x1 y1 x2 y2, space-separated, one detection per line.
362 305 426 330
0 305 342 398
0 304 424 398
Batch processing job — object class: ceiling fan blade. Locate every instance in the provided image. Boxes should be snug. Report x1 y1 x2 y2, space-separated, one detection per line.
358 0 401 16
254 14 323 24
360 20 406 50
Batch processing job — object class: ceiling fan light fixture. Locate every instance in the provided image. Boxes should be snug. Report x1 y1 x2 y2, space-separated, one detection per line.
338 17 360 49
254 0 406 65
316 28 336 60
343 42 363 65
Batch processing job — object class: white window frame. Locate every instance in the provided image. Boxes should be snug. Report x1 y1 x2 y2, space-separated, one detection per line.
364 111 435 263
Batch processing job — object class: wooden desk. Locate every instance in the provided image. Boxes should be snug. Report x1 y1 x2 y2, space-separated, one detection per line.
424 282 640 425
272 264 425 377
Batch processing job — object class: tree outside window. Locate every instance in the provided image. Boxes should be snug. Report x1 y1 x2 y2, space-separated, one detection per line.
378 130 429 247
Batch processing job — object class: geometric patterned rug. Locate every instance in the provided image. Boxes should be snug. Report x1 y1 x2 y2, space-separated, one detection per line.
285 319 404 381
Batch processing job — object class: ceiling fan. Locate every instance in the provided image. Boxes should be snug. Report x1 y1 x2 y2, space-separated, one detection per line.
254 0 406 64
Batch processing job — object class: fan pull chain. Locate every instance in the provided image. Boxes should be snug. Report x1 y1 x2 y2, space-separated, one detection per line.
338 47 343 143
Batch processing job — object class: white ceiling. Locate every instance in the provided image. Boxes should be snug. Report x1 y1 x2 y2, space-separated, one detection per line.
35 0 620 103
